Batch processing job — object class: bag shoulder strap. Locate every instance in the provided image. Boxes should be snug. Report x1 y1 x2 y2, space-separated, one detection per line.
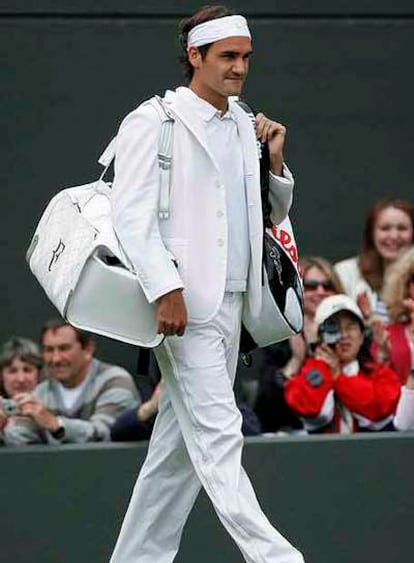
235 99 272 229
97 95 175 220
149 95 174 220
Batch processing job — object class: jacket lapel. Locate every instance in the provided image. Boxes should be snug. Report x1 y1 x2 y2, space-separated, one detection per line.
164 89 263 237
231 100 264 314
164 89 220 175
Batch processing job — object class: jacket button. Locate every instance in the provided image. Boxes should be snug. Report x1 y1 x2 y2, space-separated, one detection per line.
216 210 224 218
217 238 224 247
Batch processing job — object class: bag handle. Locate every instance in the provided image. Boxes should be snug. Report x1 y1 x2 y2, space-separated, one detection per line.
97 137 117 182
235 100 272 229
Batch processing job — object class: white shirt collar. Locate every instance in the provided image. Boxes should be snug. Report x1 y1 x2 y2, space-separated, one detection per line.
342 360 359 376
177 86 235 122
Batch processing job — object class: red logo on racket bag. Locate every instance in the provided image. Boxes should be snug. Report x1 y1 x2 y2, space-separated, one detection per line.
270 225 298 264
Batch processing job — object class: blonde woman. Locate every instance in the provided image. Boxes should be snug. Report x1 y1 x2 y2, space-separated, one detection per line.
299 257 345 346
377 247 414 384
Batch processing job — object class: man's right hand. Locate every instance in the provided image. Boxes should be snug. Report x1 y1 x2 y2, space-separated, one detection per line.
14 393 61 432
156 289 187 336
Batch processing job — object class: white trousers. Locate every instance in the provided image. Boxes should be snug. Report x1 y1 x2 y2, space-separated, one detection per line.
110 293 304 563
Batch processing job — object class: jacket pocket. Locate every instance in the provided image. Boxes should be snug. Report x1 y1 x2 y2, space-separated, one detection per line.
163 238 188 284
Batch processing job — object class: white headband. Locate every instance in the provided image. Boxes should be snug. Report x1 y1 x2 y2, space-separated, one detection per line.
187 15 251 49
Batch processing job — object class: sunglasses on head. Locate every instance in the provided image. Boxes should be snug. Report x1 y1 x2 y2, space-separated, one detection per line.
303 280 334 291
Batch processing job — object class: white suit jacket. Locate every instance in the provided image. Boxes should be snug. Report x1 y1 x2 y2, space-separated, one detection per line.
111 88 294 325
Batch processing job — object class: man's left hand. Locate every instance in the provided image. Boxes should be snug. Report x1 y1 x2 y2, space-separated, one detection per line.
14 393 60 432
255 113 286 176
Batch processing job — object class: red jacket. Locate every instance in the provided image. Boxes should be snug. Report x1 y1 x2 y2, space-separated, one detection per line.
284 358 401 433
372 323 412 385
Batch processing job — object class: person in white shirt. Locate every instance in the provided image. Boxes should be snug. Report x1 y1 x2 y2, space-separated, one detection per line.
334 198 414 324
109 6 304 563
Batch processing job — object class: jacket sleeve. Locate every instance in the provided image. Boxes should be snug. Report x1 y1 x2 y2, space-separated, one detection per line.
284 359 335 427
111 103 184 303
268 164 294 225
334 363 401 422
2 417 44 446
333 258 356 297
394 386 414 430
110 408 154 442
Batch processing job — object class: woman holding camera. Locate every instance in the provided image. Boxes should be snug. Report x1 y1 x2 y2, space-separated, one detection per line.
254 257 343 433
284 295 401 434
0 337 42 436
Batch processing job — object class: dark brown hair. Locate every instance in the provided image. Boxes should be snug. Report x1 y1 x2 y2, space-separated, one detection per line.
40 319 93 349
358 198 414 292
179 5 234 81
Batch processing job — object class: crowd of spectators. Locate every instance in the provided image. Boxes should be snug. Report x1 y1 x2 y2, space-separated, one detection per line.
0 320 139 445
1 197 414 446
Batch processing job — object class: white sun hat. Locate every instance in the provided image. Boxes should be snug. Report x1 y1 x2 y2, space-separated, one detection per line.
315 294 364 328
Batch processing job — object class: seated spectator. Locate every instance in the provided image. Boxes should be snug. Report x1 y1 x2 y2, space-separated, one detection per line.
335 198 414 323
111 383 162 442
112 380 262 442
254 256 344 433
2 320 139 445
285 295 401 434
374 247 414 384
394 370 414 431
0 337 42 437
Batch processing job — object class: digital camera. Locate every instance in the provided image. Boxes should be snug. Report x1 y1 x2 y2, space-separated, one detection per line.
318 317 342 347
1 398 20 415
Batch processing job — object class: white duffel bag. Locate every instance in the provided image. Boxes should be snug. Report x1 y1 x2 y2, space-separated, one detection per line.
26 179 163 347
26 97 174 348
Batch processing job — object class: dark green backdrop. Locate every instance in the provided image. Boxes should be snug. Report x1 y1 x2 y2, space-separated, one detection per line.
1 8 413 563
2 2 414 369
0 433 413 563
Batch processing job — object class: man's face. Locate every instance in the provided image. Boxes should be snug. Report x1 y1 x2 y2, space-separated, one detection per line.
189 36 253 103
42 326 93 388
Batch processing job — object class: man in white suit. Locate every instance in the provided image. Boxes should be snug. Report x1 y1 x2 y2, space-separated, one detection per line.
110 5 304 563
